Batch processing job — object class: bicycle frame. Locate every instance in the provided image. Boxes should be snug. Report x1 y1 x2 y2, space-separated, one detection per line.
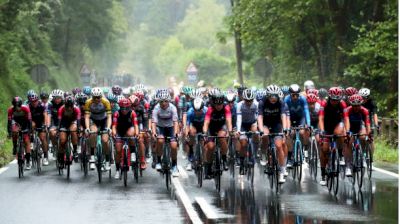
291 126 305 182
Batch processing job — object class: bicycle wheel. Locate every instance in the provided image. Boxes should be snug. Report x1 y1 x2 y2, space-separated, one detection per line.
165 168 170 190
273 150 279 194
266 148 274 190
296 145 303 182
365 143 373 179
350 146 357 186
214 149 221 192
332 149 340 196
228 139 235 178
327 151 334 192
133 162 139 183
356 146 364 189
196 143 203 187
311 139 318 179
97 153 102 183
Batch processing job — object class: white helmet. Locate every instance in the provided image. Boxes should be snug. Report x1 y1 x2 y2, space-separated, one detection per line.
304 80 315 91
51 89 64 98
116 95 125 103
226 93 236 102
289 84 301 94
265 85 281 96
191 89 202 99
358 88 370 98
242 89 255 100
91 87 103 97
136 83 145 90
158 90 170 100
193 98 204 111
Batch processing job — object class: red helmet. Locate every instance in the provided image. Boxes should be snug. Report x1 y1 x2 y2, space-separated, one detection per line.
129 95 139 106
306 94 318 103
328 87 343 100
345 87 358 96
348 94 364 106
133 90 144 101
118 98 131 108
306 89 319 96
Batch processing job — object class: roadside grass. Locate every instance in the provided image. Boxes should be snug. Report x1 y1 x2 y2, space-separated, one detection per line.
374 138 398 164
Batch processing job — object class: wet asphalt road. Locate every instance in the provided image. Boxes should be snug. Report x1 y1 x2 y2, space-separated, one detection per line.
0 152 397 224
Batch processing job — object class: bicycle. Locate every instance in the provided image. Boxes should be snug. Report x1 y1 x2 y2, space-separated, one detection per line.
88 130 112 183
239 131 260 186
350 133 369 189
290 126 306 182
79 134 89 177
115 136 138 187
31 127 45 174
158 136 173 190
264 132 284 194
16 129 30 178
308 128 320 180
321 134 346 196
58 128 78 179
193 133 204 187
228 134 236 178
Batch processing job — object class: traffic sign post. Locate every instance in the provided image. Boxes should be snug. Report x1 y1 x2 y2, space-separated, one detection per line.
186 62 198 85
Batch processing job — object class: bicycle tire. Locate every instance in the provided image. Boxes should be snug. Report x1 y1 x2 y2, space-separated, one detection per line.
350 146 357 186
36 142 42 174
97 153 102 183
133 162 139 183
273 149 279 194
228 138 235 178
198 165 203 187
333 149 340 196
312 139 318 179
214 148 221 192
123 169 128 187
366 143 373 180
266 147 274 190
67 164 70 179
357 146 364 189
196 143 203 187
297 145 303 182
165 168 170 190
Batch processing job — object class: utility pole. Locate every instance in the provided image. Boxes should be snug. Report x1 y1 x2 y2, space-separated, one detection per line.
230 0 244 85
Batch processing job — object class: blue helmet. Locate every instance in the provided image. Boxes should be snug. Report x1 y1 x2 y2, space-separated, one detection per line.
82 86 91 96
281 86 290 95
106 93 118 103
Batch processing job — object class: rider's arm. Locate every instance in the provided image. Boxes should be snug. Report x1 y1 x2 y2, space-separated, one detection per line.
225 105 232 132
84 100 91 129
236 102 242 132
132 111 139 136
25 106 32 132
362 107 371 134
112 111 118 137
57 106 64 129
172 105 179 136
202 107 212 134
75 107 81 129
257 101 264 132
7 107 13 134
302 96 311 127
344 106 350 131
318 101 325 132
281 102 289 130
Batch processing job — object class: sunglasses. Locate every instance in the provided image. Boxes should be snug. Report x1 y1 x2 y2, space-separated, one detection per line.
160 100 169 103
291 94 299 97
120 107 130 111
245 99 253 103
93 96 101 100
269 94 279 99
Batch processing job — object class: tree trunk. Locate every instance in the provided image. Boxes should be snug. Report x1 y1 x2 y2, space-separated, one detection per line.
63 18 71 68
230 0 244 85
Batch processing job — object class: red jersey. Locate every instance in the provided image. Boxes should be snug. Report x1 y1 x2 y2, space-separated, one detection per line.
58 105 81 122
8 105 31 124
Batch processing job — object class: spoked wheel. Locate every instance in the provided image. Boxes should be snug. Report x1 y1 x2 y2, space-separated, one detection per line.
332 149 340 196
133 162 139 183
197 165 203 187
356 147 364 189
296 147 303 182
97 154 102 183
123 169 128 187
365 143 373 180
311 139 319 179
165 168 171 190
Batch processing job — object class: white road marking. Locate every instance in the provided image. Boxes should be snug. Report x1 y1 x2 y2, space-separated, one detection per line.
177 165 188 178
195 197 218 219
171 178 202 224
10 159 17 164
372 166 398 178
0 167 9 175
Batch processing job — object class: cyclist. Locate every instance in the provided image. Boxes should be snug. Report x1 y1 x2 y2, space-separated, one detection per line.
72 87 82 97
151 91 180 177
185 97 207 171
302 80 315 96
307 93 321 133
82 86 91 97
129 95 148 170
236 89 259 175
106 93 120 115
40 91 49 108
344 94 371 176
318 87 349 185
112 98 139 179
318 88 328 101
359 88 379 132
84 87 112 171
7 97 32 169
258 85 289 183
48 89 65 157
27 93 50 166
202 92 233 179
281 86 290 98
284 84 311 167
58 96 81 165
112 85 123 96
344 87 358 104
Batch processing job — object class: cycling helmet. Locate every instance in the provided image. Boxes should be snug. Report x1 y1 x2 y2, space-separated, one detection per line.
358 88 370 98
212 93 225 105
129 95 140 106
51 89 64 98
237 85 247 96
256 90 266 101
40 91 49 99
328 87 343 100
289 84 301 94
118 98 131 108
278 90 284 99
28 93 39 102
91 87 103 97
106 93 118 103
65 96 75 107
82 86 91 96
303 80 315 91
242 89 255 100
193 98 204 111
76 93 88 105
306 94 318 103
265 85 281 96
112 85 122 95
281 86 290 95
345 87 358 96
64 91 72 98
136 84 145 91
158 90 171 101
134 90 144 100
116 95 125 103
307 89 319 96
190 89 202 99
12 96 23 107
226 92 236 102
318 88 328 99
209 88 221 97
72 87 81 95
27 89 36 98
348 94 364 106
102 87 110 95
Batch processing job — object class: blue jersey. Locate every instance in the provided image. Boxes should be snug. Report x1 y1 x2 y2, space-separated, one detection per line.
284 95 310 126
186 107 207 126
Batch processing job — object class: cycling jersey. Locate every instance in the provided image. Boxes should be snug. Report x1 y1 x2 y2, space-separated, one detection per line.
319 99 348 134
258 99 289 129
284 95 310 127
309 102 321 129
236 101 258 131
58 105 81 128
148 99 158 120
344 106 370 133
205 105 231 135
362 98 377 126
187 107 207 132
178 95 187 120
7 105 32 131
111 104 120 115
28 102 46 127
152 103 178 128
226 102 237 129
47 101 64 127
134 103 148 130
83 97 111 121
113 110 138 136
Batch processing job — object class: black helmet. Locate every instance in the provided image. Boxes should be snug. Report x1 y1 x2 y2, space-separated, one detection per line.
12 96 23 107
212 93 224 105
40 91 49 99
65 96 75 107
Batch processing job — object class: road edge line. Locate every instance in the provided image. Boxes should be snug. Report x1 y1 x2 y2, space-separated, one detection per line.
0 167 9 175
171 178 203 224
194 197 219 219
178 165 189 178
372 166 399 178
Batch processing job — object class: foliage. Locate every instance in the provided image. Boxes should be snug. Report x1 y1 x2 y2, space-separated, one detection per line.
374 138 398 164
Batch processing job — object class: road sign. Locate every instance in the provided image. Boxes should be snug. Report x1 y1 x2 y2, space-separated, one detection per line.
186 62 198 84
80 64 91 75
